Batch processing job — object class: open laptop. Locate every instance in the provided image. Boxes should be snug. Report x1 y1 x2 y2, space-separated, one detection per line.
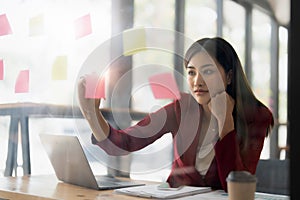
39 133 145 190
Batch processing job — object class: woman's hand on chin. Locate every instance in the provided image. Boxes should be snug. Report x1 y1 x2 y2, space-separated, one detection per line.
208 91 235 139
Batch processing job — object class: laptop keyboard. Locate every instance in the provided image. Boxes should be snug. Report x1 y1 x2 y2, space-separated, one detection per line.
95 175 127 186
97 181 121 186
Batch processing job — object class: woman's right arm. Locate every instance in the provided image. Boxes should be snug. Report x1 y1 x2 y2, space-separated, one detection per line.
77 75 110 142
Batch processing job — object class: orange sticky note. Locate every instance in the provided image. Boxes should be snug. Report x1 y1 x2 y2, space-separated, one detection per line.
51 56 67 80
15 70 29 93
29 14 44 36
149 73 181 99
0 59 3 80
85 74 105 99
0 14 12 36
74 14 92 39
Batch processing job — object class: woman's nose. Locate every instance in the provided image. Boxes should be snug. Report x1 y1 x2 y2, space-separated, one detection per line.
194 73 205 86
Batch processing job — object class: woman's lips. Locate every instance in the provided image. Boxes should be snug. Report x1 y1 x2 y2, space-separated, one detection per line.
194 89 208 95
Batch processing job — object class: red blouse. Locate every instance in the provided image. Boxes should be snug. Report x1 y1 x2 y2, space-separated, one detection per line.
92 93 273 191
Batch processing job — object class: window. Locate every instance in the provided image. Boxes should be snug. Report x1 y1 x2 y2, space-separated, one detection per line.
278 26 288 159
185 0 217 40
223 0 246 66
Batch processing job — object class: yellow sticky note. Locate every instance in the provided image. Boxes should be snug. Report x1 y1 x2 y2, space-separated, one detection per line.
29 14 44 36
122 28 146 56
51 56 67 80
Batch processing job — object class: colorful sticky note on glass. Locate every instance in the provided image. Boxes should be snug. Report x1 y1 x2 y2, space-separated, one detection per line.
29 14 44 36
74 14 92 39
149 73 181 99
0 59 3 80
15 70 29 93
51 56 67 80
122 28 146 56
85 74 105 99
0 14 12 36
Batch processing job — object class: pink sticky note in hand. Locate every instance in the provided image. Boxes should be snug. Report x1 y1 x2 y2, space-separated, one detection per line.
149 73 181 99
0 59 3 80
15 70 29 93
74 14 92 39
85 74 105 99
0 14 12 36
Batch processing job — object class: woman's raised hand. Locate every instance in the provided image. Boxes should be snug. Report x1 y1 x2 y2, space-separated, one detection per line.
77 75 101 120
77 74 109 142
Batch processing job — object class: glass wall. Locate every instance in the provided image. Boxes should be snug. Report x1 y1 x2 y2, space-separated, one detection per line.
0 0 112 176
0 0 289 183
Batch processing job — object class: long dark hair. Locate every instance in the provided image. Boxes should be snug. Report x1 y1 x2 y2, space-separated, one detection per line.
184 37 274 150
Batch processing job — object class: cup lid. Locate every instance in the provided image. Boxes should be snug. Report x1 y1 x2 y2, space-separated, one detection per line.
226 171 257 182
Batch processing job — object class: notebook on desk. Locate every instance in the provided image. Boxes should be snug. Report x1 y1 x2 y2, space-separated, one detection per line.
39 134 144 190
115 184 211 199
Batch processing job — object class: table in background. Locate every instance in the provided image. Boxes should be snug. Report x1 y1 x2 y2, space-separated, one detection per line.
0 103 146 177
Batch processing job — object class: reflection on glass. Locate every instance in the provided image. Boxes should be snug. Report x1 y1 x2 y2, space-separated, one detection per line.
131 0 175 182
223 0 246 66
134 0 175 29
185 0 217 40
132 0 175 112
252 8 271 108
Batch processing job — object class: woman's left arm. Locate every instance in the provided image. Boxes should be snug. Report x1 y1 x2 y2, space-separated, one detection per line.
213 106 273 191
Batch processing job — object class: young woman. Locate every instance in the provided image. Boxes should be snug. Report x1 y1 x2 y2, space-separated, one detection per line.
77 37 274 191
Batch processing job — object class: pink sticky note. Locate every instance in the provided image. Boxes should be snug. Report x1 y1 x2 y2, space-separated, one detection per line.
15 70 29 93
149 73 181 99
85 74 105 99
74 14 92 39
0 59 3 80
0 14 12 36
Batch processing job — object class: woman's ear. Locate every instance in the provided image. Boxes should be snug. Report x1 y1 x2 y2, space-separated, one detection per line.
226 69 233 85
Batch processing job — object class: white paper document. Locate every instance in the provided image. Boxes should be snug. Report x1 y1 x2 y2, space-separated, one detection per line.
114 184 211 199
179 190 290 200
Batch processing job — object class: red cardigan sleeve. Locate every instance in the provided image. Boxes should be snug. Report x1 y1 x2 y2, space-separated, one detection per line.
91 100 179 156
214 106 273 191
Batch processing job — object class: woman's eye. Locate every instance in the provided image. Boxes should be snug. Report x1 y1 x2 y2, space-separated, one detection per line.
202 69 214 75
188 70 196 76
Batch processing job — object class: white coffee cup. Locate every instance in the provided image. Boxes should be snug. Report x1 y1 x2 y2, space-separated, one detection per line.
226 171 257 200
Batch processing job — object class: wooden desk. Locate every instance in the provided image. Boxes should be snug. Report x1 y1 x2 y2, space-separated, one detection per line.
0 175 291 200
0 103 146 177
0 175 149 200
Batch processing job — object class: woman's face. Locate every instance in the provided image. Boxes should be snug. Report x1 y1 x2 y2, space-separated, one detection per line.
186 52 230 105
